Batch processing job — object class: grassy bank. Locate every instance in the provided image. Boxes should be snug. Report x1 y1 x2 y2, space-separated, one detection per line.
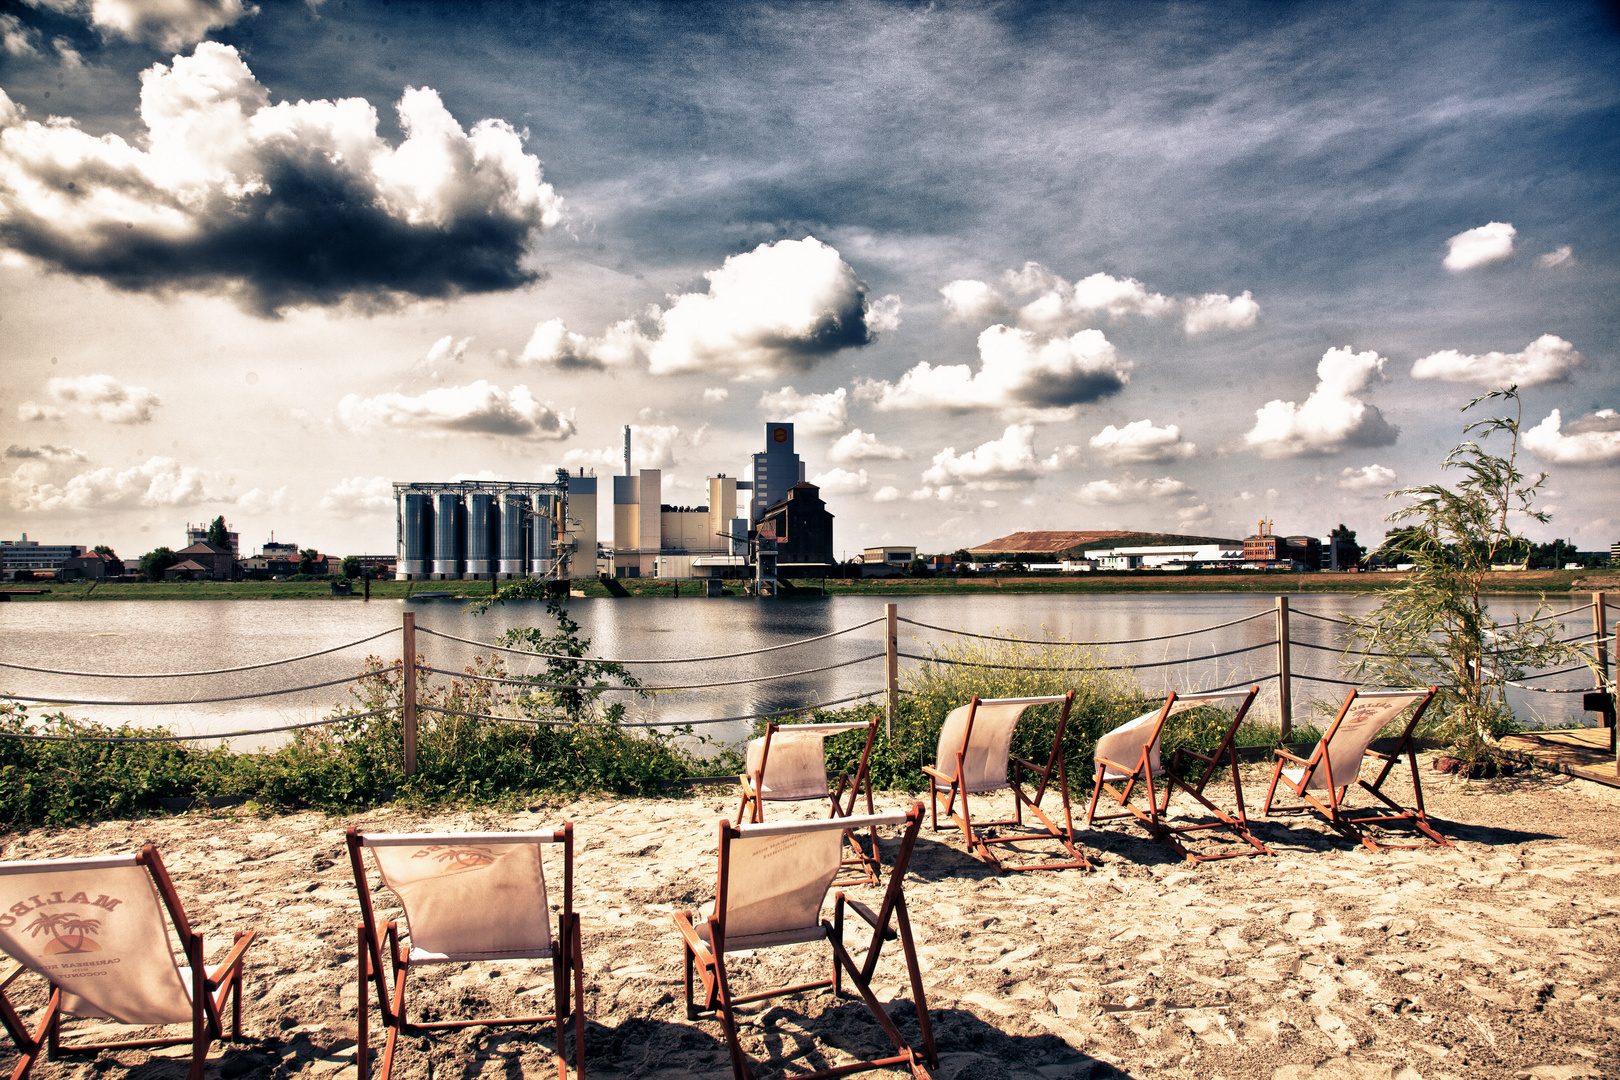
7 568 1614 601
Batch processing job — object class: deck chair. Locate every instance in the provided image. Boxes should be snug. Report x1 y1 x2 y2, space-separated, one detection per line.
1262 686 1446 851
1085 687 1268 862
0 846 255 1080
736 718 881 882
673 804 936 1080
921 693 1087 872
346 826 584 1080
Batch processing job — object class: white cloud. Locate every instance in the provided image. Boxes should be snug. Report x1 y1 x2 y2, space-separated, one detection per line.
702 387 730 403
338 381 576 440
939 264 1258 335
809 467 869 495
758 386 848 435
563 423 687 470
871 485 901 503
1075 475 1190 506
39 0 256 50
1337 464 1397 492
827 428 908 463
858 325 1128 422
29 374 162 424
1410 334 1582 388
1443 222 1516 271
1244 347 1398 458
1523 409 1620 465
517 317 647 371
234 485 288 514
421 334 472 377
4 443 87 462
0 44 560 314
9 456 212 511
320 475 394 513
919 424 1079 492
1088 419 1195 464
2 13 42 56
1537 246 1574 270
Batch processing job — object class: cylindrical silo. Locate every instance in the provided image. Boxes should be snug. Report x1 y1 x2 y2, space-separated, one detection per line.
529 493 554 576
398 491 430 579
432 492 463 579
498 493 529 578
465 492 496 578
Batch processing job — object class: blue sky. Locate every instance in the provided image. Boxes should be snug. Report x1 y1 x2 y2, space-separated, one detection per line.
1 0 1617 560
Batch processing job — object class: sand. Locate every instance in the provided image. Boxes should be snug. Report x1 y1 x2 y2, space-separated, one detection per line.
2 756 1617 1080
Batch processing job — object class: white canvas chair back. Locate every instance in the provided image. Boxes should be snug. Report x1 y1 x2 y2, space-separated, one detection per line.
0 855 192 1026
935 697 1063 793
1095 690 1255 781
1292 691 1430 791
358 832 554 962
720 812 906 950
744 721 870 801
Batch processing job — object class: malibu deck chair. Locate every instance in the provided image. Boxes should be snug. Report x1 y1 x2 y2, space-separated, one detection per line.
736 718 881 882
1085 686 1267 862
1262 686 1445 851
674 804 937 1080
346 826 584 1080
0 846 255 1080
922 692 1087 872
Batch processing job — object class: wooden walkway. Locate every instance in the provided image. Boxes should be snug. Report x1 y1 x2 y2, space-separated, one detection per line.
1499 726 1620 788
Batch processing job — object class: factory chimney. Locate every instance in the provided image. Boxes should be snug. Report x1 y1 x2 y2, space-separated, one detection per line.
623 425 632 476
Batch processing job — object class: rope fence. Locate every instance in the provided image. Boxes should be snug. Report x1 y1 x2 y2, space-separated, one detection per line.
416 616 884 664
895 609 1270 646
0 625 400 678
418 651 886 692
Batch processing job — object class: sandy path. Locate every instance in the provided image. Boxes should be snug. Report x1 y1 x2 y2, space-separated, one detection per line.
2 758 1617 1080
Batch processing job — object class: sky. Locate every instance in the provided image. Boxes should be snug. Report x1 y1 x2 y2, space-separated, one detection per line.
1 0 1617 562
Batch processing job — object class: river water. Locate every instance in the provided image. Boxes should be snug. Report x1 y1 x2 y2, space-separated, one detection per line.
0 593 1603 749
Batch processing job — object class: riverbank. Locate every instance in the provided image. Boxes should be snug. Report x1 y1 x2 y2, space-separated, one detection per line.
6 569 1616 601
2 760 1615 1080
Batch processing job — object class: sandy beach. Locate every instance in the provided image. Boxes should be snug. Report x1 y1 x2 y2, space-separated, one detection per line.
2 757 1617 1080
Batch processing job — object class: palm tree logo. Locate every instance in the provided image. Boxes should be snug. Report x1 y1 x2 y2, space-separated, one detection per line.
26 911 104 955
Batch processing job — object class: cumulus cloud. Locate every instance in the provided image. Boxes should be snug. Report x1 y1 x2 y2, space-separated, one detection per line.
517 317 647 371
1537 246 1574 270
702 387 729 403
827 428 908 464
2 13 42 56
809 467 869 495
35 0 256 50
0 44 561 315
1443 222 1516 271
22 374 162 424
1410 334 1582 388
563 423 687 470
1088 419 1195 464
1337 464 1397 492
9 455 211 511
858 325 1128 422
1244 347 1398 458
320 475 394 513
758 386 847 435
939 263 1258 334
871 485 901 503
1074 475 1191 506
338 381 575 440
918 424 1079 494
234 485 288 514
4 443 87 461
1523 409 1620 465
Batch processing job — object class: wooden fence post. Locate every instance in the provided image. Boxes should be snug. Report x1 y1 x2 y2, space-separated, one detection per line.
402 610 417 778
885 602 899 740
1276 596 1292 741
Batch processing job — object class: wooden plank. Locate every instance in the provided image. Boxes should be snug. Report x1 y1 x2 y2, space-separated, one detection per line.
1497 729 1620 789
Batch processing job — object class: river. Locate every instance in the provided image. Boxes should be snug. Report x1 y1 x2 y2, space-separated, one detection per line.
0 593 1604 749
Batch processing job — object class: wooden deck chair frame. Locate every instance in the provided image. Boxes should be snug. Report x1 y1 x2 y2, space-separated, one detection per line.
1085 687 1268 862
1262 686 1447 852
345 825 585 1080
674 804 937 1080
735 717 881 883
921 692 1087 872
0 845 255 1080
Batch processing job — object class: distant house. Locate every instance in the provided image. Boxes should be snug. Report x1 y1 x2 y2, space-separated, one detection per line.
171 542 239 581
59 551 123 581
163 559 213 581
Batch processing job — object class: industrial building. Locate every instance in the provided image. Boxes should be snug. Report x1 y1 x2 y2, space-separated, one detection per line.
750 422 806 522
1084 542 1243 570
392 472 595 580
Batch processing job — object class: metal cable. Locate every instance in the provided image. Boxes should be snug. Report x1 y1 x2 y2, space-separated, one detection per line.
418 689 886 728
1507 664 1595 682
899 639 1273 673
1505 682 1595 694
1291 673 1365 687
0 626 401 679
420 652 886 692
1289 639 1401 658
0 706 397 743
0 670 376 707
1290 609 1352 626
895 609 1271 646
1300 602 1593 631
415 616 885 665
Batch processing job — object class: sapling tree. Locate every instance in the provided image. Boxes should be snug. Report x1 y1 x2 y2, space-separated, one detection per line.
1346 387 1588 760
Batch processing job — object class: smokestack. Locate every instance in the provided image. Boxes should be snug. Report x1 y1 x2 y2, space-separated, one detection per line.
623 425 632 476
